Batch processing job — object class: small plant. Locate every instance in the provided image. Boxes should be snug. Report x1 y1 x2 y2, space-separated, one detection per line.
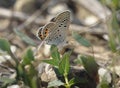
0 38 41 88
41 32 100 88
0 32 100 88
0 29 114 88
42 45 83 88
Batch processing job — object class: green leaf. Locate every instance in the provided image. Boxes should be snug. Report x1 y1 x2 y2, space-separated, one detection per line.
53 67 61 76
22 48 35 65
69 77 88 86
97 79 109 88
107 14 117 52
58 51 71 75
0 77 16 87
69 78 80 86
31 76 38 88
42 45 60 67
42 59 59 67
80 55 98 77
0 38 11 54
74 55 83 65
72 32 91 47
51 45 60 61
48 79 64 87
14 29 36 46
17 63 24 76
97 71 110 88
26 64 37 77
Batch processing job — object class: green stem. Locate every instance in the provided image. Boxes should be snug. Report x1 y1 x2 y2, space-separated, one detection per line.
64 74 70 88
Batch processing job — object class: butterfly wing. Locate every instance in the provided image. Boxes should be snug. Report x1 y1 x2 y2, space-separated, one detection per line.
45 11 70 45
36 27 44 40
37 22 55 41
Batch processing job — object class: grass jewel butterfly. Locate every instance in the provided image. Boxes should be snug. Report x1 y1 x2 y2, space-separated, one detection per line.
37 11 70 49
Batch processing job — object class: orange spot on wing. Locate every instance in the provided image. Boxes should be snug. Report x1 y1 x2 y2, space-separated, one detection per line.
44 29 49 37
37 27 45 40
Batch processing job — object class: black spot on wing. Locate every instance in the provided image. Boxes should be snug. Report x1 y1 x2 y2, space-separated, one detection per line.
62 18 68 22
59 25 61 27
64 25 66 27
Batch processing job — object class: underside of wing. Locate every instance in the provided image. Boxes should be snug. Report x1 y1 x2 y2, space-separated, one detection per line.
45 11 70 45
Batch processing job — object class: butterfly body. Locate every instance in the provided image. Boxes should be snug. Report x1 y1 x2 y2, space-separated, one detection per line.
37 11 70 46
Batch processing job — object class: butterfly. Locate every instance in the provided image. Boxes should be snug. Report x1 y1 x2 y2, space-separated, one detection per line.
36 11 70 47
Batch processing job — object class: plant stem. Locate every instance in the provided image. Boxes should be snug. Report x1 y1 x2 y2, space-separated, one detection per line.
64 74 70 88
